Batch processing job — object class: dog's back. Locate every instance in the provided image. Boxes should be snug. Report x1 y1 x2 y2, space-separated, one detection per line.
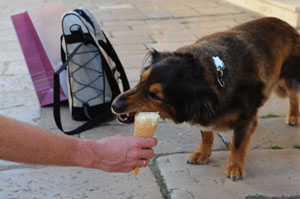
178 17 300 111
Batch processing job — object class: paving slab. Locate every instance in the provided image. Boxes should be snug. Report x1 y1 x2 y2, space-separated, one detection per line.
0 48 24 61
0 74 34 92
258 94 290 117
146 42 193 52
0 91 38 109
124 67 144 82
151 30 198 43
113 44 148 55
0 160 22 168
0 41 20 51
118 54 146 69
0 166 163 199
0 106 40 125
1 60 29 75
110 34 155 45
157 149 300 199
219 117 300 149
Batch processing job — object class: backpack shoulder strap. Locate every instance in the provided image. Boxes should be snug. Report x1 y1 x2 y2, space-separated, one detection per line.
99 32 130 92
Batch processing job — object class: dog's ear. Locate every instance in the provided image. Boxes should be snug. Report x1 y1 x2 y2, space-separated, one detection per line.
151 49 173 64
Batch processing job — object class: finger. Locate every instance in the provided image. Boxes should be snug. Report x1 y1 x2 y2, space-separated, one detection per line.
128 148 155 160
133 149 154 159
138 148 155 159
133 137 158 148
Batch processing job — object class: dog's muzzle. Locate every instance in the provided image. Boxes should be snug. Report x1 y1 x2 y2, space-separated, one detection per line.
111 99 128 114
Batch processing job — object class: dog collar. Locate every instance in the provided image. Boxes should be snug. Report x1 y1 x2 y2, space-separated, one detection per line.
212 56 225 88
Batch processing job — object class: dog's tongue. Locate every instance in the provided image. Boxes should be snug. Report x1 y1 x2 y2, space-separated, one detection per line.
117 112 136 123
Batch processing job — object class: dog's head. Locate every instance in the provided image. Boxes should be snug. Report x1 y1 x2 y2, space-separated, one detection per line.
111 50 219 124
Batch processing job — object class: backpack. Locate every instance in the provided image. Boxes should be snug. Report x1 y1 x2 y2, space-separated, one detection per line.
54 8 133 135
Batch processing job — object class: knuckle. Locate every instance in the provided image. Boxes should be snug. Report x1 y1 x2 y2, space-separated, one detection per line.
132 139 140 148
129 150 139 159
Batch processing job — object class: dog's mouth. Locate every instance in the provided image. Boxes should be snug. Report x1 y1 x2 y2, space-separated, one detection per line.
111 100 136 123
116 112 136 123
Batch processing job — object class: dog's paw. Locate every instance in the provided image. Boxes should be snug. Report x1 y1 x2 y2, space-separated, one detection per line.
286 115 300 126
224 164 246 181
187 152 210 164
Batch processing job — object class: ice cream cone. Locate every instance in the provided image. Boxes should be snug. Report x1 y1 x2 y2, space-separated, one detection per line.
133 112 159 175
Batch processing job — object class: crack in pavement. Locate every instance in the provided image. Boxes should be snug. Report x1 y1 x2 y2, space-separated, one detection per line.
149 154 172 199
101 12 245 22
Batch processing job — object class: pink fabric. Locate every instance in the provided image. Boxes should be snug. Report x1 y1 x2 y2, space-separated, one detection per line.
11 12 67 106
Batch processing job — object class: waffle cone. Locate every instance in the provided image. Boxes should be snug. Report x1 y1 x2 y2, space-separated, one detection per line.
134 119 158 138
133 112 159 175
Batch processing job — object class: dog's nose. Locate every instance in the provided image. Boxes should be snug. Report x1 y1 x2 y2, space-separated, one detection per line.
111 100 128 114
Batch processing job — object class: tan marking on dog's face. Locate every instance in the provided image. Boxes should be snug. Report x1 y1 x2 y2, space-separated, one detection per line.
149 83 164 101
141 68 152 82
112 81 175 120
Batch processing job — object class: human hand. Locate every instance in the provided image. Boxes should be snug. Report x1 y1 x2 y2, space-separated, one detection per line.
80 135 157 172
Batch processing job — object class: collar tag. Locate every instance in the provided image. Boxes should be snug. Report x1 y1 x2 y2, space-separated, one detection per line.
212 56 225 88
212 56 225 71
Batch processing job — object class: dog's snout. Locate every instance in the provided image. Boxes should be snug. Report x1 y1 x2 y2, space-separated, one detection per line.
111 99 128 114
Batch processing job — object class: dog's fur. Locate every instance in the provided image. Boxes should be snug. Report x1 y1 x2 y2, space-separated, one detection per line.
111 17 300 180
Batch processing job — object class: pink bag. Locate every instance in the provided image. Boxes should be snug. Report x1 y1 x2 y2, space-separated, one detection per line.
11 1 67 106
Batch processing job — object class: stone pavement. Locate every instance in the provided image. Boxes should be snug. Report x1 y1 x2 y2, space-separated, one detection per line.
0 0 300 198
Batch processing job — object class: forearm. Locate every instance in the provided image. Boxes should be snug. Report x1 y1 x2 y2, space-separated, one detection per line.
0 115 157 172
0 115 89 167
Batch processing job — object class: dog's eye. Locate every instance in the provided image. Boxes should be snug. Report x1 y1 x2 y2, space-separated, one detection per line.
148 92 161 101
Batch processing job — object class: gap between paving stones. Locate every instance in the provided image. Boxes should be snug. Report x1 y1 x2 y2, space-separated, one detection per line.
217 132 231 149
149 153 178 199
101 12 244 22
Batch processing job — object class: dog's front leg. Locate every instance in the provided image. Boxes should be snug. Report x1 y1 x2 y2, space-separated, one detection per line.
225 116 258 181
187 131 214 164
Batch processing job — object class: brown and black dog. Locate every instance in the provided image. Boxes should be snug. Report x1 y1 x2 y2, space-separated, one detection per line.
111 17 300 180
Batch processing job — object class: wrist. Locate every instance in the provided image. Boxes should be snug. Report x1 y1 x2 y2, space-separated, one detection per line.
72 138 96 169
